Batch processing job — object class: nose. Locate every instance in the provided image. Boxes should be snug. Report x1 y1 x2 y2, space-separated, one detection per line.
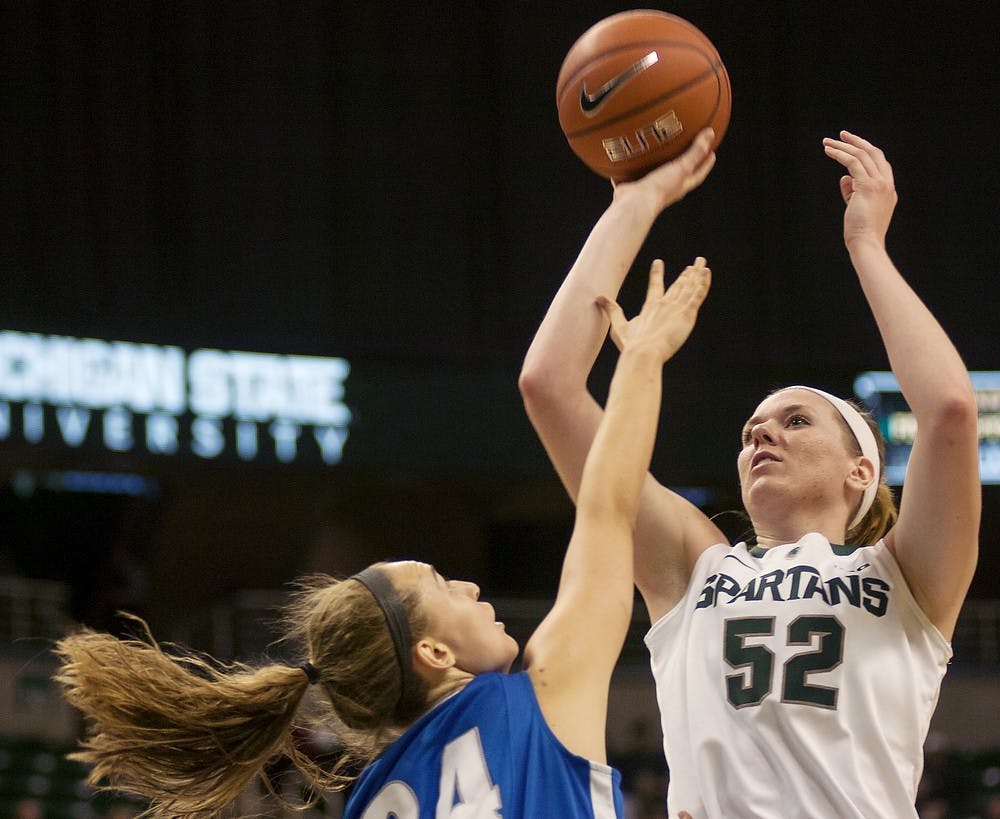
453 580 480 600
750 421 776 445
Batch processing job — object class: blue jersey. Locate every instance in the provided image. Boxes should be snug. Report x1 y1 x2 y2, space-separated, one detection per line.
344 670 624 819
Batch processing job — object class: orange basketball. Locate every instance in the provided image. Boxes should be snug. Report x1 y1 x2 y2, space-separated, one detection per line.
556 10 731 181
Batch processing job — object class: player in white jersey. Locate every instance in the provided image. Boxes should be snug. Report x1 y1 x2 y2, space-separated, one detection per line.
54 249 710 816
519 128 980 818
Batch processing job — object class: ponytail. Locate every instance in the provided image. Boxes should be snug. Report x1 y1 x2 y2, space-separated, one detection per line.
54 567 431 816
55 618 324 817
847 480 897 547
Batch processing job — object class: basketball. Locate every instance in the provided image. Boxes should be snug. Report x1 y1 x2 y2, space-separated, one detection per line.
556 10 731 181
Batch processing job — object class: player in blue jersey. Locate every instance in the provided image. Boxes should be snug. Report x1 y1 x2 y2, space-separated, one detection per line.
519 128 980 817
54 232 712 816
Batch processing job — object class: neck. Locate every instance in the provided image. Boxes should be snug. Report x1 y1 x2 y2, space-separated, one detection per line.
750 509 848 550
744 480 858 550
422 669 474 711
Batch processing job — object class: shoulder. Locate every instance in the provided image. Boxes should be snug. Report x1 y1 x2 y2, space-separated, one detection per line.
443 672 537 719
693 540 741 571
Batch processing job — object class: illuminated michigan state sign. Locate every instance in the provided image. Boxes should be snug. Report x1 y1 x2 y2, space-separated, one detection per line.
0 330 351 466
854 371 1000 485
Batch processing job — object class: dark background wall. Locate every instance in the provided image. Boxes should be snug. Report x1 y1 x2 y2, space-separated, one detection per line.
2 1 997 628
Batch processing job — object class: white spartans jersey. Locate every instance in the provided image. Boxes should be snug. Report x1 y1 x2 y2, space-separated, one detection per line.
645 532 951 819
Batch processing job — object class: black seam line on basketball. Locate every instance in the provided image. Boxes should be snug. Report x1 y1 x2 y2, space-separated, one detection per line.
580 51 658 116
565 65 723 140
564 65 724 140
556 39 720 101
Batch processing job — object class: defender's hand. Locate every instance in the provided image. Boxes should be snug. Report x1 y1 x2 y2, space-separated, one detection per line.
597 257 711 363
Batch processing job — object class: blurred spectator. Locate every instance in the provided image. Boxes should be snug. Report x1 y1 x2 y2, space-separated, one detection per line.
12 799 44 819
916 731 962 816
613 717 669 819
917 796 951 819
983 793 1000 819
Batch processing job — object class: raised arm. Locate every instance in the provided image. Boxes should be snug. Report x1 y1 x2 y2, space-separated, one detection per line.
524 259 711 763
823 131 980 639
519 129 725 622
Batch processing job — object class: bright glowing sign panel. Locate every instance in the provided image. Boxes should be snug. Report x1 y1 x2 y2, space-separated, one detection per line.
0 330 351 466
854 371 1000 485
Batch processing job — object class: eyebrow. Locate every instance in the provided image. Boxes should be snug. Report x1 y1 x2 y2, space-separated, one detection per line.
427 564 445 586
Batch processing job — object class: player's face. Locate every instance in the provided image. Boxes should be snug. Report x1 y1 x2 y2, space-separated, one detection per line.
388 561 519 675
737 388 860 520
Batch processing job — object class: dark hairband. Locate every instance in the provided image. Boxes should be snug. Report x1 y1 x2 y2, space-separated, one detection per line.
300 661 320 685
351 566 416 716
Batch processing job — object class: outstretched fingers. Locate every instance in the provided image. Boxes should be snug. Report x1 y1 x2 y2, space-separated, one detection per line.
596 256 711 358
823 129 898 247
823 130 894 186
646 256 712 360
823 139 873 182
644 258 666 306
664 256 711 312
840 130 894 181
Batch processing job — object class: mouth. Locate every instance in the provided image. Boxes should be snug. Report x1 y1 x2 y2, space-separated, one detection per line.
751 451 781 469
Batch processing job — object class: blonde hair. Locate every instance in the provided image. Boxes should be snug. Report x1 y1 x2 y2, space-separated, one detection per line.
841 406 898 546
54 565 430 818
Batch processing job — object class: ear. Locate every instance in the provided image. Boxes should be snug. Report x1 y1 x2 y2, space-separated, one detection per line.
413 637 456 673
847 455 876 492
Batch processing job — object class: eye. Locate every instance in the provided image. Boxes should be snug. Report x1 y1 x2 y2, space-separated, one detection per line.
786 414 809 428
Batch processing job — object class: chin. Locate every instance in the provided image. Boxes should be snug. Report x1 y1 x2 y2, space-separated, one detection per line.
500 638 520 672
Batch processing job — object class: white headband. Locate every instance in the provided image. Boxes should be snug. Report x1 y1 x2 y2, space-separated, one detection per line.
785 386 880 530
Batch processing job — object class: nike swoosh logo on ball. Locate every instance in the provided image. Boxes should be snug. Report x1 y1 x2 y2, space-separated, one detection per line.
579 51 659 116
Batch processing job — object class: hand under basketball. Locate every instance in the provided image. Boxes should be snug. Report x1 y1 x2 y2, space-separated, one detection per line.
612 127 717 210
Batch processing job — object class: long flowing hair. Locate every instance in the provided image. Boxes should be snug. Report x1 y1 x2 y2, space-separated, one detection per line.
54 567 430 818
